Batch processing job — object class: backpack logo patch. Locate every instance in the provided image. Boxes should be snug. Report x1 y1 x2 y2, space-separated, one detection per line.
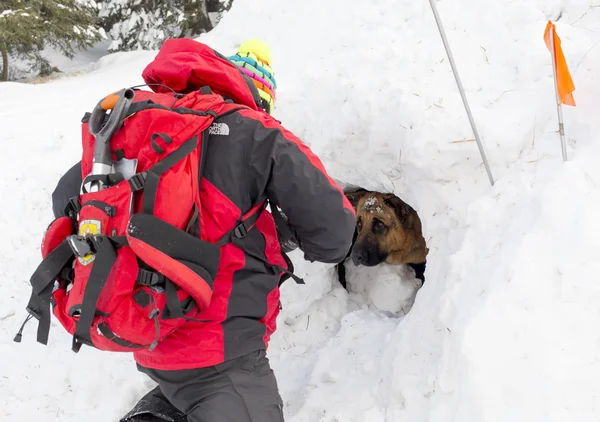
77 219 101 265
208 122 230 136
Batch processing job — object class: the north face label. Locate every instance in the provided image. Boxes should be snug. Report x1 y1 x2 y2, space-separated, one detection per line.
208 122 230 136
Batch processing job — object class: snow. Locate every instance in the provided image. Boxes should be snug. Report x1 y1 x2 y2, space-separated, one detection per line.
363 195 386 215
2 0 600 421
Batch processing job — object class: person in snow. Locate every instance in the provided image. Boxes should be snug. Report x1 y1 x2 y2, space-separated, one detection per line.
49 38 356 422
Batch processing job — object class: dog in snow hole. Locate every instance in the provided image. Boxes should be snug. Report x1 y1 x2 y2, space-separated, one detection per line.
336 187 429 290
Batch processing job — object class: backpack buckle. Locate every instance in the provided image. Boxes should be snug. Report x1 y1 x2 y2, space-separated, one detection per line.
233 223 248 239
67 235 103 257
64 197 81 220
137 269 163 286
67 235 93 257
128 172 147 192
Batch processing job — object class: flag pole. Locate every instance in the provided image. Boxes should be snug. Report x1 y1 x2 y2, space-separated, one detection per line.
427 0 495 186
548 24 568 162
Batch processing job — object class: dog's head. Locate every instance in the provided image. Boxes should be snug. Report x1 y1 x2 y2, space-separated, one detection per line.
345 188 428 267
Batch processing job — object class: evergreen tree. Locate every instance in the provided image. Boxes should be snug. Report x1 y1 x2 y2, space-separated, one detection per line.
98 0 227 53
181 0 213 37
206 0 232 12
99 0 185 52
0 0 104 81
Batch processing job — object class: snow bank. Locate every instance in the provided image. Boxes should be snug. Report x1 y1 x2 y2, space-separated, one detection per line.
2 0 600 420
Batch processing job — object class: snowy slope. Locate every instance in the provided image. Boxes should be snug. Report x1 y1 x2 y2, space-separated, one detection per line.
3 0 600 421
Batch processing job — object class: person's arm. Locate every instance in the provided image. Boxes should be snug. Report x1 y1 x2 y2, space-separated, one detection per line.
243 111 356 264
51 161 82 218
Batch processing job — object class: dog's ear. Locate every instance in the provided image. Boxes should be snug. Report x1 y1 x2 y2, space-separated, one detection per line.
383 193 412 224
344 188 369 210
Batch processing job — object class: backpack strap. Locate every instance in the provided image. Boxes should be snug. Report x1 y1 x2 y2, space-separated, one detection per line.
278 250 296 287
140 134 202 214
16 240 75 345
71 236 118 352
217 200 305 286
216 201 268 245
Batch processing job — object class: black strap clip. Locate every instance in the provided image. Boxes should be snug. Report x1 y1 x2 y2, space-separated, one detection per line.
67 235 104 257
128 172 147 191
64 196 81 220
233 222 249 239
137 269 164 286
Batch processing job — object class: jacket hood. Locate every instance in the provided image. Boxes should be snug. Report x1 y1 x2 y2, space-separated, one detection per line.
141 38 260 112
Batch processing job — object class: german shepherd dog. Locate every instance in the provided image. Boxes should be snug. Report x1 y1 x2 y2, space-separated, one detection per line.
337 188 429 290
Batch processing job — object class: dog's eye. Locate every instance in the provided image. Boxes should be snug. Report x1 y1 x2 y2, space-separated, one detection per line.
357 217 363 232
372 218 386 234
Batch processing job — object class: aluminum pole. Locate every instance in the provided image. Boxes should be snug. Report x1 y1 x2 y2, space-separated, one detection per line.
548 25 568 162
428 0 495 186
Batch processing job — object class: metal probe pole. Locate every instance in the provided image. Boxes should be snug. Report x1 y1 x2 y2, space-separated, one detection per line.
428 0 495 186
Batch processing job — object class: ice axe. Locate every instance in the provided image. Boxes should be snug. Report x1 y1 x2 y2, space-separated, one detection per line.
85 88 135 193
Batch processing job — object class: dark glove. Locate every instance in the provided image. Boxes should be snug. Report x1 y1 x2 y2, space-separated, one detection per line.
272 206 300 253
279 233 300 254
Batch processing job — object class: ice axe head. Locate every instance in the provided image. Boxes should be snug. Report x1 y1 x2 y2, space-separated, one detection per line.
89 88 135 140
88 88 135 173
84 88 135 193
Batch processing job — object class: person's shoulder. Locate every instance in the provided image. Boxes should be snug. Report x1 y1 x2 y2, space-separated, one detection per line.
227 106 284 129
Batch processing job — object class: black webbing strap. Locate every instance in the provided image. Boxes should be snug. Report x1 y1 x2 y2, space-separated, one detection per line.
30 240 74 296
278 250 297 287
272 263 305 285
135 267 192 320
26 240 75 345
187 128 212 236
185 205 200 235
137 268 166 286
150 133 173 154
165 279 185 320
97 323 145 349
64 196 81 220
123 100 167 117
142 136 199 214
217 201 305 285
216 201 268 247
125 100 216 120
198 129 209 186
72 237 117 353
110 236 129 247
230 232 304 285
128 172 147 192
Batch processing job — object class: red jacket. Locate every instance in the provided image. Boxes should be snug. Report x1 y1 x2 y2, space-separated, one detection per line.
50 39 356 370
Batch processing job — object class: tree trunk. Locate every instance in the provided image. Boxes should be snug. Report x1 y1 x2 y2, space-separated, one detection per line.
206 0 234 14
199 0 214 32
1 47 8 82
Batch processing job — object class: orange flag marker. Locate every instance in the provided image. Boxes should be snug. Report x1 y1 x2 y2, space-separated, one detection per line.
544 21 574 162
544 21 576 106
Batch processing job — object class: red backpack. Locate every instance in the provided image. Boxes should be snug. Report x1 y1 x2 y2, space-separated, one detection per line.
15 83 298 353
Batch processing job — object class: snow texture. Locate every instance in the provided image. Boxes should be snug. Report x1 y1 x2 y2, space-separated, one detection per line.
2 0 600 421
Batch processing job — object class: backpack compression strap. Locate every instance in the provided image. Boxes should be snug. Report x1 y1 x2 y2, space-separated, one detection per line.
18 240 75 345
217 202 305 285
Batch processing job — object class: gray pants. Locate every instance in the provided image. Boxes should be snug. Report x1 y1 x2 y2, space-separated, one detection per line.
137 349 285 422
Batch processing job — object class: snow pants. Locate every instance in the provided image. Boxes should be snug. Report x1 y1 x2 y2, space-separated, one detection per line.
137 349 285 422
